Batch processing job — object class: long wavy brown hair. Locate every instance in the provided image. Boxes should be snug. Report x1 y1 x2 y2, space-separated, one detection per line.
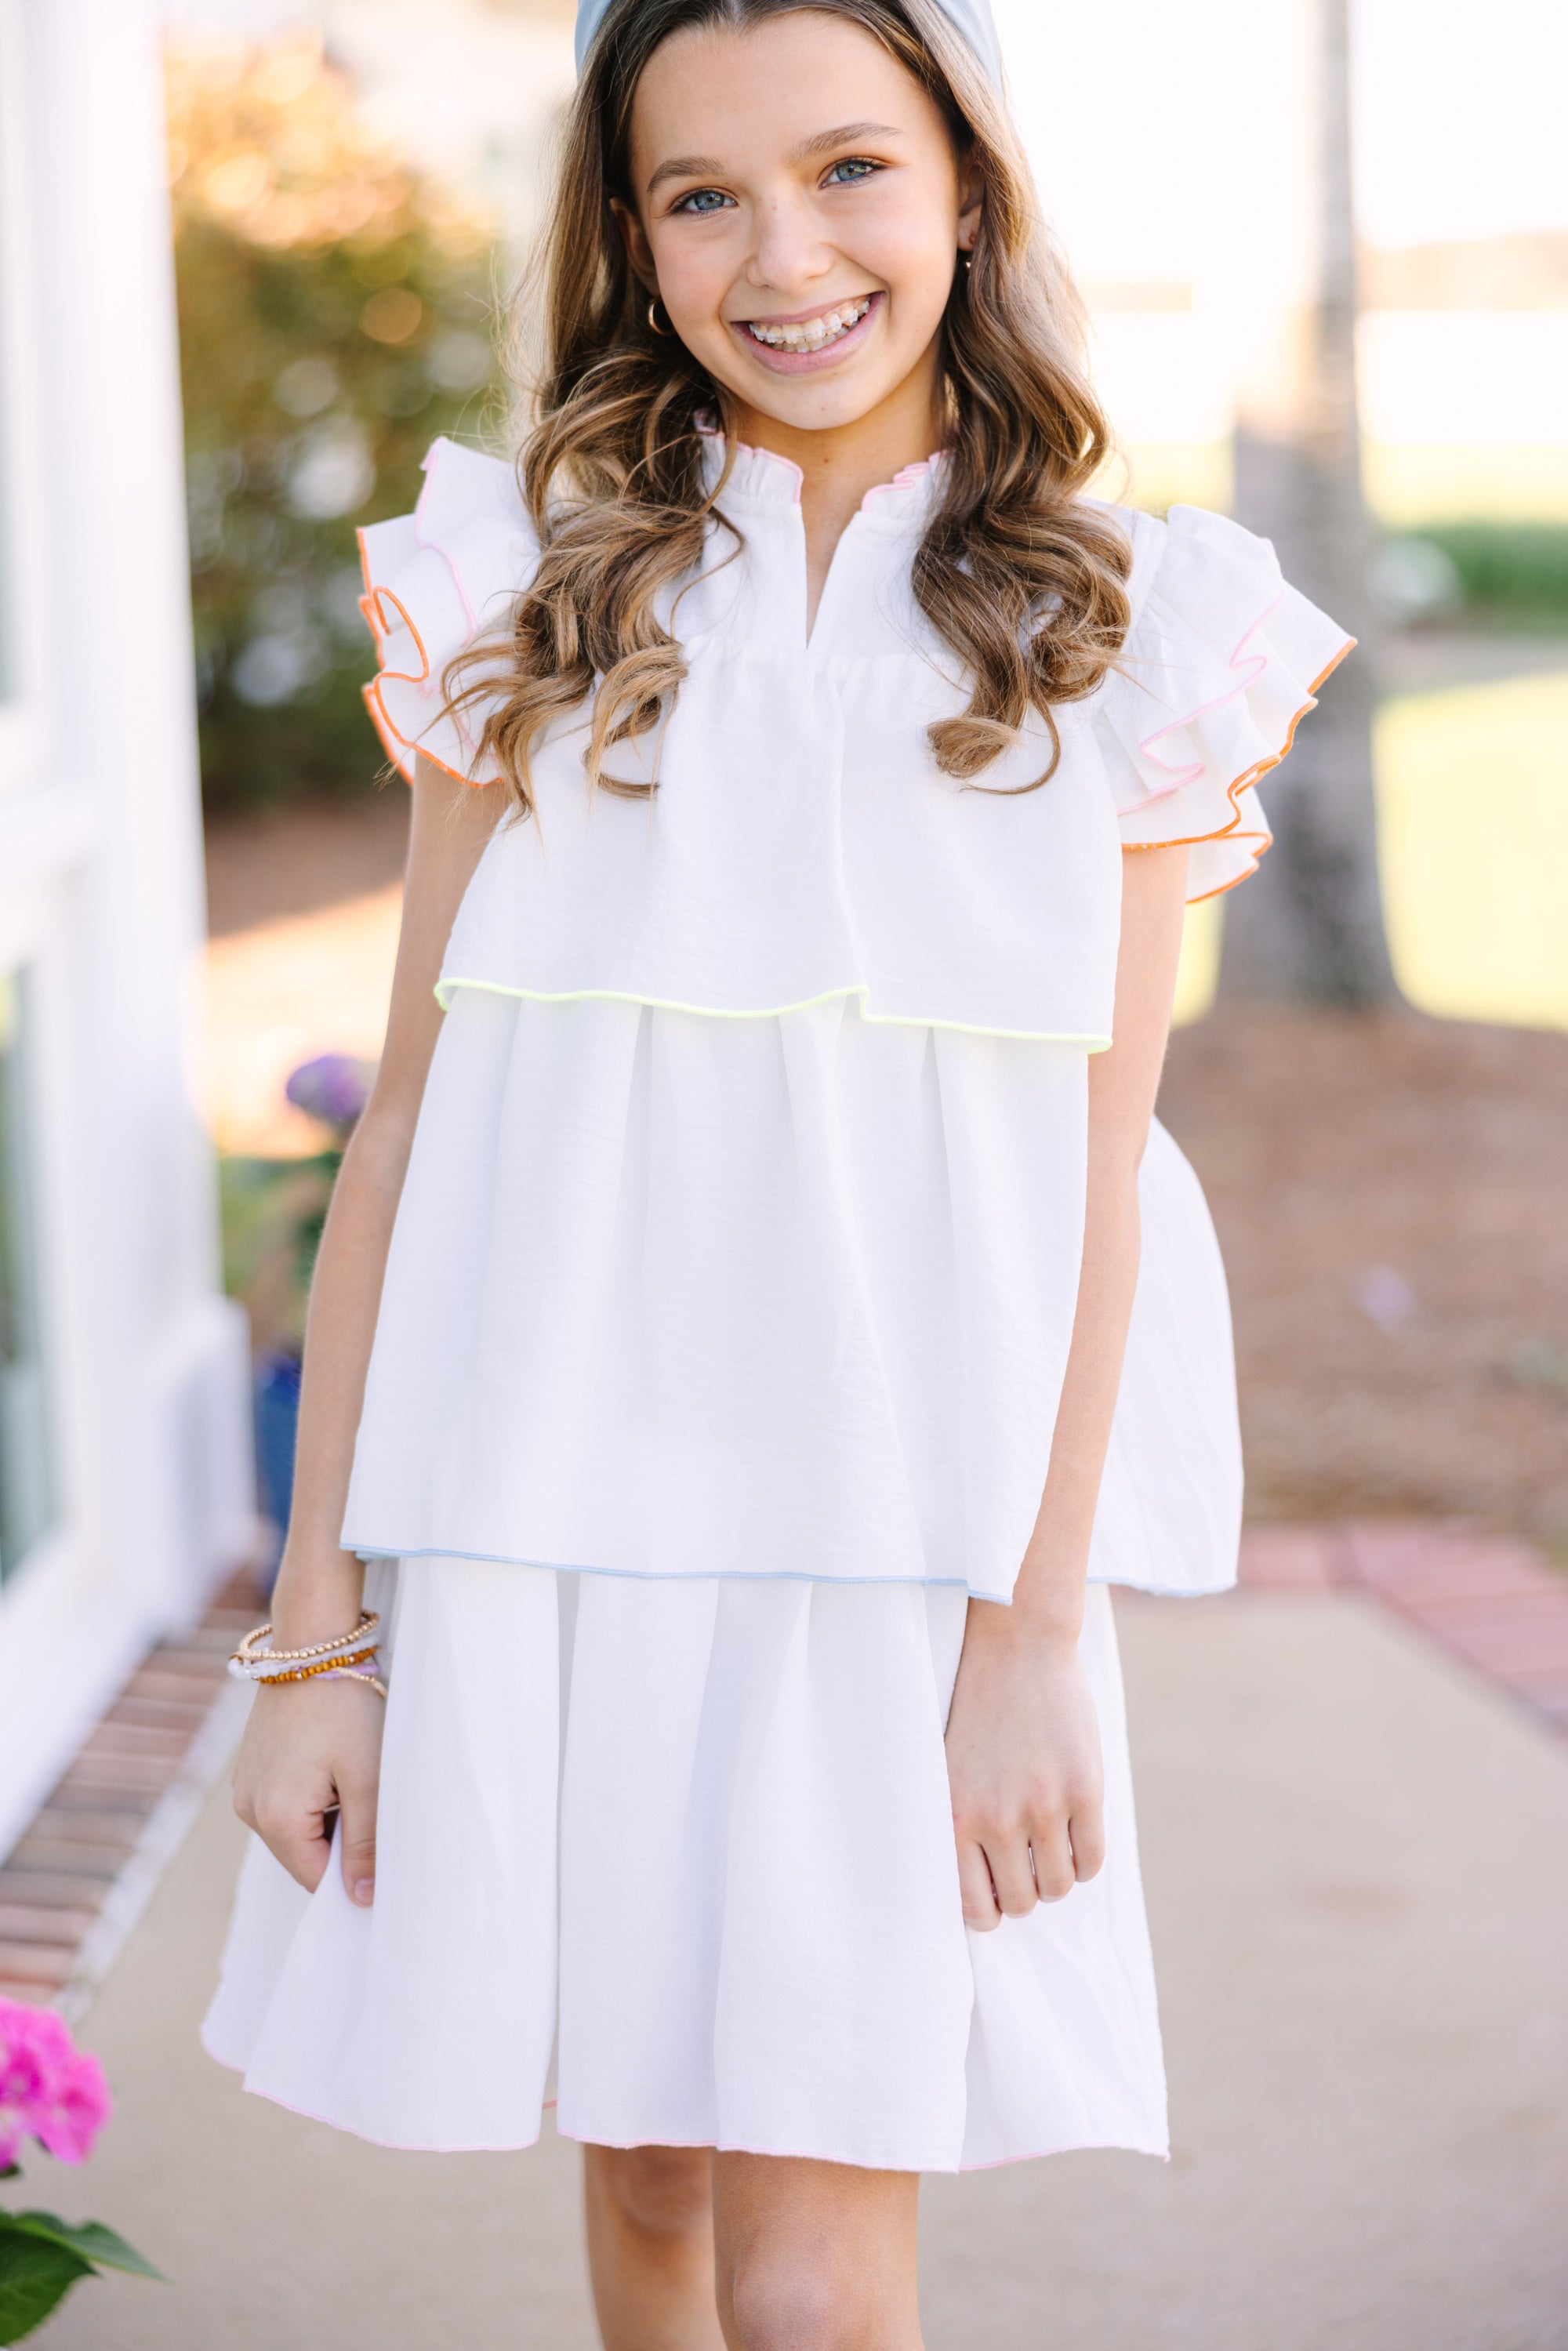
448 0 1132 815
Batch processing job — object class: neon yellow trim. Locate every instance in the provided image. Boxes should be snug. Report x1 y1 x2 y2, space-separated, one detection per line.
433 973 1112 1050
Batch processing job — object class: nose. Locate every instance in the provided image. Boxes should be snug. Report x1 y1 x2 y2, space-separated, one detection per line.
744 188 834 302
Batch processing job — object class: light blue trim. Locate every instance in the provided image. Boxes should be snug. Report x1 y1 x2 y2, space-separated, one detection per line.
347 1539 1235 1601
434 973 1112 1051
350 1538 976 1592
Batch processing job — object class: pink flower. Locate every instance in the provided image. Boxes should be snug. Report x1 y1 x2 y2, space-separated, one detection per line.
0 1998 112 2169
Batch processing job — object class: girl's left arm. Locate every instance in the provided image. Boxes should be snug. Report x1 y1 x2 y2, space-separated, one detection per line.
945 842 1190 1930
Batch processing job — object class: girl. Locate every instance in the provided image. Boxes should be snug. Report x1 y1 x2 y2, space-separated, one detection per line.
206 1 1352 2342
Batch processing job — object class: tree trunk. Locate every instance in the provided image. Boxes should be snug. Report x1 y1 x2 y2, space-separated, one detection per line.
1218 0 1399 1007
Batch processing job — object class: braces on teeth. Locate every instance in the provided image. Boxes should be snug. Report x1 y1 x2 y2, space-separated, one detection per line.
747 298 872 352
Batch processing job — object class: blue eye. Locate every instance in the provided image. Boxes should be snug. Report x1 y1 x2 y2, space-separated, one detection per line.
824 158 879 186
673 187 733 216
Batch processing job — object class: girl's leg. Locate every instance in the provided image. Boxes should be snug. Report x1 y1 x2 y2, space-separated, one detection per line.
583 2143 727 2351
712 2153 923 2351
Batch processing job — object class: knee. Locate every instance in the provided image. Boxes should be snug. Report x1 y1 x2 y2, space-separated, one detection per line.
727 2253 858 2351
597 2144 713 2239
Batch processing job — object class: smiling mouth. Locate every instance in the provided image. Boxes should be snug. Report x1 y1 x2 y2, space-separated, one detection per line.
741 296 875 354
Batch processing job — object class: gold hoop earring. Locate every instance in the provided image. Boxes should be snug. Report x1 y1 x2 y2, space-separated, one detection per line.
647 295 673 337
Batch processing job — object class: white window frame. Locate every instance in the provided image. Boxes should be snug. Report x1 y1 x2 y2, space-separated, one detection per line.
0 891 118 1838
0 0 50 799
0 0 256 1859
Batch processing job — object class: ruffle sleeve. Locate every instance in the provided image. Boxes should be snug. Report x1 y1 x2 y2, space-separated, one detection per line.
357 437 536 785
1096 505 1356 902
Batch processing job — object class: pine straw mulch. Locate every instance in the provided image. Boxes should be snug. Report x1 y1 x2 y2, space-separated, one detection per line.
1159 1006 1568 1558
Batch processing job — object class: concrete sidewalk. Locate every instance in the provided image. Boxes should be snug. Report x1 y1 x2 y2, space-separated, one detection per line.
31 1589 1568 2351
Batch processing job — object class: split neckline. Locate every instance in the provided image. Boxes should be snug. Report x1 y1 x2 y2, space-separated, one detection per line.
700 431 952 528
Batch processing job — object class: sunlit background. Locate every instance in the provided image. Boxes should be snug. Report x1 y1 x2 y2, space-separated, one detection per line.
174 0 1568 1172
151 0 1568 1613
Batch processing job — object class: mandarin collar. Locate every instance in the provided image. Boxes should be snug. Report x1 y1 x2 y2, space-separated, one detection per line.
700 433 949 532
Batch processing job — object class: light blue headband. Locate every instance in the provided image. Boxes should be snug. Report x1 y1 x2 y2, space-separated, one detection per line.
574 0 1003 85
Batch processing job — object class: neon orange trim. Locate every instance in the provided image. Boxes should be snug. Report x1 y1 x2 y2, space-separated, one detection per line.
1118 636 1356 896
361 683 420 785
361 680 476 787
362 583 433 692
1187 861 1266 905
1308 638 1357 694
358 561 488 789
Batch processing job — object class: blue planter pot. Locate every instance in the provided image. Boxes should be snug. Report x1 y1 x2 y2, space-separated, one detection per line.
253 1350 303 1580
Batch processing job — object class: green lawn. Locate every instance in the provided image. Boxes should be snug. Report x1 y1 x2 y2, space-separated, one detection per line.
1376 669 1568 1029
1174 666 1568 1029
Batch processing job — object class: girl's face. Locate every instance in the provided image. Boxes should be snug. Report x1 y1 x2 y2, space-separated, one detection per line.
616 12 981 440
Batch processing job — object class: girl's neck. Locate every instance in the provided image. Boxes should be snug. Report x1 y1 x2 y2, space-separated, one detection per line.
729 355 948 629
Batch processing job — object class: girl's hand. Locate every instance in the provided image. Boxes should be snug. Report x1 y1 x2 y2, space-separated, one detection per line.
944 1602 1105 1932
223 758 498 1917
232 1676 385 1907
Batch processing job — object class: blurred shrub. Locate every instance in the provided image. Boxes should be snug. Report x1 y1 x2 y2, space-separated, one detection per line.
168 34 507 815
1377 524 1568 631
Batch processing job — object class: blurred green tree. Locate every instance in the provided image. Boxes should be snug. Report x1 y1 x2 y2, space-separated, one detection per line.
167 34 505 815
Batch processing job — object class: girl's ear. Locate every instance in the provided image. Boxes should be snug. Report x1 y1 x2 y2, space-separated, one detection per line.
956 156 985 256
610 195 658 292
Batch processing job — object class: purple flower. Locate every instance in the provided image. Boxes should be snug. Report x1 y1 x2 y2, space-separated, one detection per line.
285 1052 376 1131
0 1998 112 2168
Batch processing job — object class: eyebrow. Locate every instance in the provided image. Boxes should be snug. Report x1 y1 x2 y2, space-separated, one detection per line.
645 122 906 197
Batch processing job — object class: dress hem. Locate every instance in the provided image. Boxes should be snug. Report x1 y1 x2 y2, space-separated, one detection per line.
205 2032 1167 2172
434 972 1113 1050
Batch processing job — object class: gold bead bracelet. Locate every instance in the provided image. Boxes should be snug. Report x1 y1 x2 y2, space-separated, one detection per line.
230 1611 380 1674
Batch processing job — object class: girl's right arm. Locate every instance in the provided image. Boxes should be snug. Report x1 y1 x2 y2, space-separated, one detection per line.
230 756 503 1908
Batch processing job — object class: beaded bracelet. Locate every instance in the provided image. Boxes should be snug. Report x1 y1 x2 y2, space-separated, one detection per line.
228 1643 387 1700
230 1611 380 1676
246 1645 380 1685
257 1657 389 1699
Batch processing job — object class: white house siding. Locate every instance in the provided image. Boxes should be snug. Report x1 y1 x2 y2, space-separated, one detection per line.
0 0 252 1859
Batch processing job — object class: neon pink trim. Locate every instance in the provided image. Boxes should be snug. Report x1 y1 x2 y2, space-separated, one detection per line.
956 2132 1169 2173
210 2047 1168 2173
233 2077 545 2157
858 452 949 510
416 439 479 636
735 444 805 502
1134 590 1288 793
699 423 949 511
1119 637 1356 898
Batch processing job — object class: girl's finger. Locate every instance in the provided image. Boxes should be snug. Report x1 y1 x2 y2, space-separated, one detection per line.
253 1799 332 1893
337 1771 380 1908
985 1835 1040 1920
955 1836 1002 1932
1068 1805 1106 1885
1029 1823 1076 1903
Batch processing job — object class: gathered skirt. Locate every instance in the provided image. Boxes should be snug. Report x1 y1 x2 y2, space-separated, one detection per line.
203 1558 1167 2172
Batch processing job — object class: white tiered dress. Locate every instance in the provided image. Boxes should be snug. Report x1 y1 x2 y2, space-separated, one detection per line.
205 437 1352 2168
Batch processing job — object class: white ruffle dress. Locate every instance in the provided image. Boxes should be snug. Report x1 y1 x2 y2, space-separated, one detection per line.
205 436 1352 2169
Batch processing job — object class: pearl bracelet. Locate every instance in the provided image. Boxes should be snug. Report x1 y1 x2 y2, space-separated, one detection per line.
228 1645 387 1699
245 1644 379 1682
230 1611 380 1678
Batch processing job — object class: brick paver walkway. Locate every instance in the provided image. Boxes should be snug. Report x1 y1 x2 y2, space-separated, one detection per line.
0 1572 260 2012
1239 1520 1568 1736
